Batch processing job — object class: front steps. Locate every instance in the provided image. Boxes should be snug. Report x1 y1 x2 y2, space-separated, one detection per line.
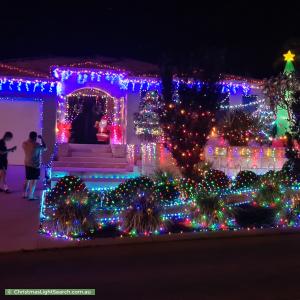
51 144 139 190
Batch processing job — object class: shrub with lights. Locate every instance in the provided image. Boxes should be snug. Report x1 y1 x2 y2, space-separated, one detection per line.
189 191 235 230
198 169 230 193
152 170 180 203
103 176 154 208
40 169 300 239
176 177 198 201
234 170 260 190
40 176 98 239
122 188 162 236
281 159 300 185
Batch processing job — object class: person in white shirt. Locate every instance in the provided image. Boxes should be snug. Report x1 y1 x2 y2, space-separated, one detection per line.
22 131 47 200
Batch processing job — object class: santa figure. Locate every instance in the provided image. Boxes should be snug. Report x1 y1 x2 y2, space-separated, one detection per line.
95 115 110 143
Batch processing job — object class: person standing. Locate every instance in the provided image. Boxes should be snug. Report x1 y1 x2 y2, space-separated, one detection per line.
22 132 47 200
0 132 17 193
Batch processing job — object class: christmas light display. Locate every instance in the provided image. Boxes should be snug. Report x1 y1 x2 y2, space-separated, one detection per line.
40 171 300 240
263 50 299 136
40 176 98 238
189 194 234 230
234 170 259 190
52 66 256 94
122 190 161 235
153 171 180 203
134 90 162 141
160 82 227 177
198 169 230 193
0 77 58 95
103 176 155 208
218 109 259 146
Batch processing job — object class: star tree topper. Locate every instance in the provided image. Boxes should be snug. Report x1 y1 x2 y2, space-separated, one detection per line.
283 50 295 62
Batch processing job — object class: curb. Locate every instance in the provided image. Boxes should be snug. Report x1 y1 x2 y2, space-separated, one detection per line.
2 227 300 254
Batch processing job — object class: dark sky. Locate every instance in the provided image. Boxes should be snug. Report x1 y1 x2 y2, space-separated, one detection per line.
1 0 300 78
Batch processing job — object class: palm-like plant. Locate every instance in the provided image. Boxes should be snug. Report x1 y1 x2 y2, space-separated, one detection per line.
123 189 161 235
255 184 283 209
190 192 231 229
43 191 98 238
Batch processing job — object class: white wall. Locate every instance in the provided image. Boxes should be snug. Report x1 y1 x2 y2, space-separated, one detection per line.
126 92 141 145
0 100 42 165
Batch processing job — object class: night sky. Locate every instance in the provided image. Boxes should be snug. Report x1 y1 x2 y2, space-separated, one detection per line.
1 0 300 78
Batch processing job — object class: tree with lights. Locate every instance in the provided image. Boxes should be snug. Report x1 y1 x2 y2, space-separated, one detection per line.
160 80 226 178
290 90 300 143
263 50 300 136
134 90 162 142
218 109 259 146
253 102 277 144
264 50 300 178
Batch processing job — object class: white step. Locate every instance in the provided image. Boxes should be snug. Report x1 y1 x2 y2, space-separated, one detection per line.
71 152 113 158
69 144 112 153
58 156 127 163
52 161 129 169
52 166 134 173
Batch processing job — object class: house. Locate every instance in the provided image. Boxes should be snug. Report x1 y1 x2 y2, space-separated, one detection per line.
0 57 279 189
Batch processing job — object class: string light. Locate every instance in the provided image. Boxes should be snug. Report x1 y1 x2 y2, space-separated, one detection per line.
52 66 257 94
40 169 300 240
0 63 48 78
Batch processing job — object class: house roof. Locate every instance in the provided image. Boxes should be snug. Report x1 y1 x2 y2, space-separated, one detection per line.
0 56 160 79
0 56 263 85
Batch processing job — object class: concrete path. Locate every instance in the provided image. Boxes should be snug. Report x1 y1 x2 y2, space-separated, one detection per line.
0 166 75 252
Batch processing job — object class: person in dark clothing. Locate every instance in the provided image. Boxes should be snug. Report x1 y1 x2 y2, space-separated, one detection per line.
22 132 47 200
0 132 17 193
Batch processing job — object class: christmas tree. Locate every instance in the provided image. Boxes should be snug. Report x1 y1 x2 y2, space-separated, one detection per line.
264 50 297 136
134 90 162 142
277 50 296 135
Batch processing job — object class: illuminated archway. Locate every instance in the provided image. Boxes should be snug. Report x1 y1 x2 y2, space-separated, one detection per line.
56 87 125 144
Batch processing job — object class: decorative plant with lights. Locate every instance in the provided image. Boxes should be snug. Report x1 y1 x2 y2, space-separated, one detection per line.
122 189 161 235
160 80 226 178
254 183 283 209
218 109 259 146
134 90 162 142
198 169 231 193
253 182 298 227
190 192 233 230
103 176 155 208
176 177 198 201
41 176 98 238
234 170 260 190
152 170 180 203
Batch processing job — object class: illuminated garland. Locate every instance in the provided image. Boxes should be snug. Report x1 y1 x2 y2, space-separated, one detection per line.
0 77 58 94
52 66 257 94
